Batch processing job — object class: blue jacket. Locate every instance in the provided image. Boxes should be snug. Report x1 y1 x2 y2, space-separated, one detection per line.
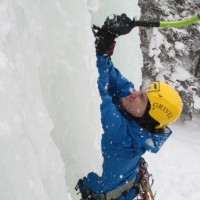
83 55 172 199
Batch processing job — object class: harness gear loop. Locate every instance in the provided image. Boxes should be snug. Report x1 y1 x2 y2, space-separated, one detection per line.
75 175 136 200
135 158 156 200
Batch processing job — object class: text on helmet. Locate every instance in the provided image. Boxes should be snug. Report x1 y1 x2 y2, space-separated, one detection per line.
152 102 173 119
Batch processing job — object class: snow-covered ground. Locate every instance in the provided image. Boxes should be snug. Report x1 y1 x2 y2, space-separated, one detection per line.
146 116 200 200
0 1 199 200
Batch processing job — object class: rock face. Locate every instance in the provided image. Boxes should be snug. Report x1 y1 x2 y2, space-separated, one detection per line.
138 0 200 120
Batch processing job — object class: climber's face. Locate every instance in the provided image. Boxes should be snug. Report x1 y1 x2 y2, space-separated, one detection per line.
120 90 148 117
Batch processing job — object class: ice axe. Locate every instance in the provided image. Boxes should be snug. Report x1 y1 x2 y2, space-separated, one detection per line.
134 13 200 28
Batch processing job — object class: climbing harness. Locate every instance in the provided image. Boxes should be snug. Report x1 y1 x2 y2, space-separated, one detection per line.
75 175 136 200
135 158 156 200
75 158 155 200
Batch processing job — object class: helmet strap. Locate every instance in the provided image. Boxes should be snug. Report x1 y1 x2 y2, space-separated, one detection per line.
134 101 162 133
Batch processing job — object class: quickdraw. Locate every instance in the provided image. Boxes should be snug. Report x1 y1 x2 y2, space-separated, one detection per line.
135 158 156 200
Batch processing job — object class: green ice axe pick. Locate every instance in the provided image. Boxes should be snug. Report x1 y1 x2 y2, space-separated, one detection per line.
134 13 200 28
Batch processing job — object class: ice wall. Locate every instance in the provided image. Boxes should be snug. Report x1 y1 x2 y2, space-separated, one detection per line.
0 1 69 200
38 0 142 199
0 0 142 200
38 1 103 199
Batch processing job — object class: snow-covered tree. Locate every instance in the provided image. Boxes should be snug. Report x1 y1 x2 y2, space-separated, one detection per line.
138 0 200 120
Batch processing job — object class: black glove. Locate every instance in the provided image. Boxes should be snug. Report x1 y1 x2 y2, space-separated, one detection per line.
92 25 116 56
92 14 135 56
102 13 135 37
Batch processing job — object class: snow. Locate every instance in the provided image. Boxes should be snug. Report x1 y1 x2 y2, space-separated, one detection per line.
145 139 155 149
0 1 199 200
193 95 200 110
149 29 172 57
146 117 200 200
174 41 185 50
170 66 192 81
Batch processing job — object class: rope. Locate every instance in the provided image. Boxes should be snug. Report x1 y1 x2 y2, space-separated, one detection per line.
135 158 156 200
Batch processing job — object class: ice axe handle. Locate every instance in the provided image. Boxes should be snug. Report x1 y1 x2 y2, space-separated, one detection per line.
134 20 160 27
134 13 200 28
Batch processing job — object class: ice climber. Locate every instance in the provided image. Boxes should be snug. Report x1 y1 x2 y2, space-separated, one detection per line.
76 14 183 200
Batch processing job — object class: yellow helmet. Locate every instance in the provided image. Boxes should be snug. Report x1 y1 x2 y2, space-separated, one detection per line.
143 81 183 129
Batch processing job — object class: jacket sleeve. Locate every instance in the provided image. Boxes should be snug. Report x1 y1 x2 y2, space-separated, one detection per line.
96 55 127 141
96 54 134 99
143 127 172 153
131 125 172 153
